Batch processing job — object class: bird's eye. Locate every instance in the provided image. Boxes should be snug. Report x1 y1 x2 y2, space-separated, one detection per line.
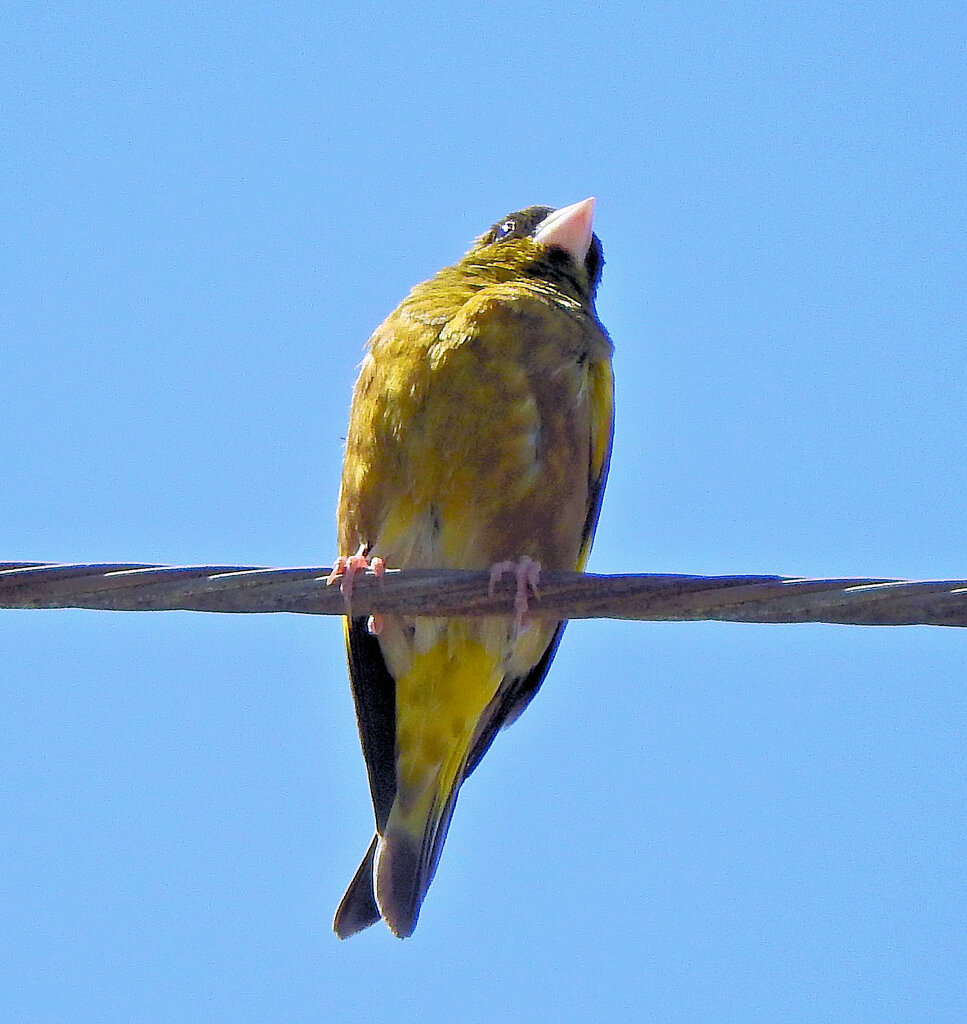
494 219 516 240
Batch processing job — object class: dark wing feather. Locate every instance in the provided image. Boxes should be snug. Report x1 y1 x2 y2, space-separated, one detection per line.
463 622 566 777
333 620 399 938
332 835 380 938
344 616 397 830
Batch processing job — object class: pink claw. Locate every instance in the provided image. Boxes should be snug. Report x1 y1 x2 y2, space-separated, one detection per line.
327 545 385 605
488 556 542 627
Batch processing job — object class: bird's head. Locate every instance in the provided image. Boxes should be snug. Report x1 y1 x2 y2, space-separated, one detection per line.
466 198 604 306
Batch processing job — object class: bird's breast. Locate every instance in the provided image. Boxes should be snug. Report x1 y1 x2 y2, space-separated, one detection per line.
341 285 605 574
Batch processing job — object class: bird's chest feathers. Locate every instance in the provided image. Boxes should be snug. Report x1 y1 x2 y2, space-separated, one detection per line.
350 282 602 569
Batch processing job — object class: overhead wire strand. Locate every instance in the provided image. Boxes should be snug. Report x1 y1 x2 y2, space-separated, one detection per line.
2 562 967 627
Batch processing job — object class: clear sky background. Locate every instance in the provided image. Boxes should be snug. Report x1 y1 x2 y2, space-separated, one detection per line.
2 3 965 1021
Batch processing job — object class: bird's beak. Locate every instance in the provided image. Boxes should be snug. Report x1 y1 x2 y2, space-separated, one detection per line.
533 197 596 263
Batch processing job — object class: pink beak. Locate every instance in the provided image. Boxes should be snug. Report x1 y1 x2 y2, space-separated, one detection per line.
533 197 596 263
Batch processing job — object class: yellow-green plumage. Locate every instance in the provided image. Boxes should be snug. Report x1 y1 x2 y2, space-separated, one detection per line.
334 200 614 937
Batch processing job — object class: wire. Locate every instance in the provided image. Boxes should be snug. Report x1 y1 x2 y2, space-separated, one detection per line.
2 562 966 626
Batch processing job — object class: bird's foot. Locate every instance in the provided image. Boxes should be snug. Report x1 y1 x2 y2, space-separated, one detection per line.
327 545 385 633
488 556 542 628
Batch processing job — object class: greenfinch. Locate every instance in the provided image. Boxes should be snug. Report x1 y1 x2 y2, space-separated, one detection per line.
331 198 614 938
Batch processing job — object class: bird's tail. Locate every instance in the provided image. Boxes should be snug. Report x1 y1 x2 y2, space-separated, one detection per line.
337 625 505 937
332 767 465 939
373 632 504 937
373 771 465 938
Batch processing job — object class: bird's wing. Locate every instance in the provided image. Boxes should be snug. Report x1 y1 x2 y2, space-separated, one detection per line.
464 346 614 773
344 616 397 831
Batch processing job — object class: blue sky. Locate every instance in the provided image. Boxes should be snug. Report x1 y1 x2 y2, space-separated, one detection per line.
2 2 965 1020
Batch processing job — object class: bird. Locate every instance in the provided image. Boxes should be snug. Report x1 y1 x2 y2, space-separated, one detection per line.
330 198 614 938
